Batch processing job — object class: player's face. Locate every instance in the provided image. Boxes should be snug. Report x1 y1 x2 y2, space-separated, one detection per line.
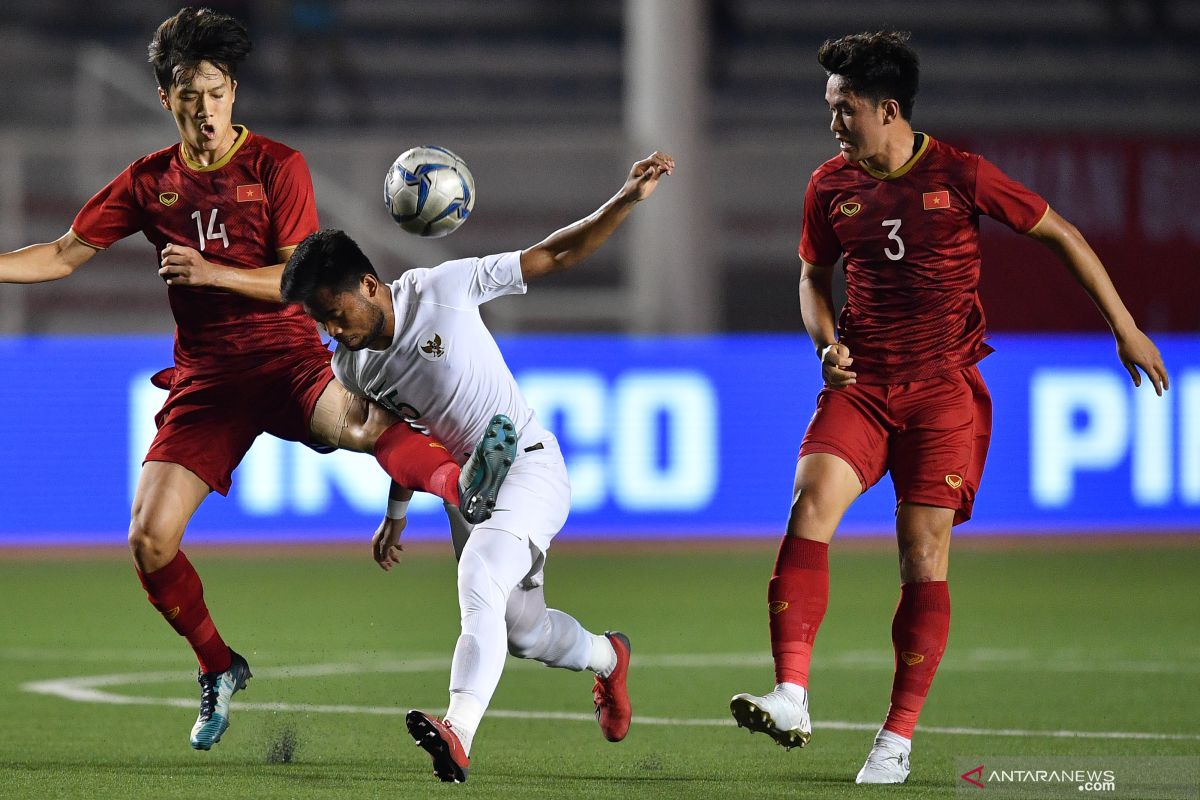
306 286 387 352
159 62 237 164
825 75 887 163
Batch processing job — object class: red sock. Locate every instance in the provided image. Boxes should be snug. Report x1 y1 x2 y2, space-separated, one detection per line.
768 536 829 688
137 551 231 674
883 581 951 739
374 424 460 505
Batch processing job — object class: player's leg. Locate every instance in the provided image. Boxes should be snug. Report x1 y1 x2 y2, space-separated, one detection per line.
856 367 989 784
129 461 253 750
308 378 461 500
504 570 631 742
731 384 888 749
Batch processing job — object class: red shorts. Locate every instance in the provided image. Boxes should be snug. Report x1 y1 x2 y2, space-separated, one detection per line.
799 365 992 525
145 348 335 495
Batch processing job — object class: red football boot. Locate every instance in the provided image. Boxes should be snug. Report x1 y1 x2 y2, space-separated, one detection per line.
406 709 470 783
592 631 632 742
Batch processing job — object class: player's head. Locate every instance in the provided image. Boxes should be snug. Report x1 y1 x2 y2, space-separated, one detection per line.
149 7 251 161
282 230 390 352
817 31 919 163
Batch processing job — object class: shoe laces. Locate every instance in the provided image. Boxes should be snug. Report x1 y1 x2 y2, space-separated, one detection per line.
196 671 220 719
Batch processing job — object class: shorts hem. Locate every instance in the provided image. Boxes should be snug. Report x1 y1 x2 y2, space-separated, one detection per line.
798 442 870 493
898 493 974 526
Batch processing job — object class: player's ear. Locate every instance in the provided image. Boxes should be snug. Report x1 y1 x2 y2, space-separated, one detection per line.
158 87 171 111
880 98 901 125
362 272 379 296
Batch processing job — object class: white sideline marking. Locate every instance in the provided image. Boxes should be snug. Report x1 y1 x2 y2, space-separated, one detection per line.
20 658 1200 743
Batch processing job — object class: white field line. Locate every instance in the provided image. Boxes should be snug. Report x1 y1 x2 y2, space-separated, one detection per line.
19 657 1200 743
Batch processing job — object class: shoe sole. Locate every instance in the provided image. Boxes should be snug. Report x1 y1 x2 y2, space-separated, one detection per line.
190 658 252 751
406 710 468 783
729 695 811 750
461 415 517 525
595 631 632 742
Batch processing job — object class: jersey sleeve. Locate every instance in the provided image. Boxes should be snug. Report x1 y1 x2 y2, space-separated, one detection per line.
974 156 1050 233
423 251 526 308
269 151 320 250
71 165 143 249
798 174 842 266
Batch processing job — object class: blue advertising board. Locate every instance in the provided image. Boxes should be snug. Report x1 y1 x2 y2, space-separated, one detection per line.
0 334 1196 545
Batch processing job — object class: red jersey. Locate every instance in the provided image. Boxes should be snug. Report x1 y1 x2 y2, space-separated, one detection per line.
799 135 1048 384
72 126 324 372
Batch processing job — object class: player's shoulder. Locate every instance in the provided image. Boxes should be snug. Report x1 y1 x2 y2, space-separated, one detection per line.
809 153 854 185
243 129 304 160
126 142 182 179
923 136 983 171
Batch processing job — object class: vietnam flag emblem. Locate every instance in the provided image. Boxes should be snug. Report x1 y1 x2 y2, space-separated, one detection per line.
236 183 264 203
922 190 950 210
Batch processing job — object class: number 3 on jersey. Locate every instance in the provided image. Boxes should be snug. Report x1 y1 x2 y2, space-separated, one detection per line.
191 209 229 251
882 218 905 261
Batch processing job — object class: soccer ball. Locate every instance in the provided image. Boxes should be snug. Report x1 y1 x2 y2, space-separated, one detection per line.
384 146 475 238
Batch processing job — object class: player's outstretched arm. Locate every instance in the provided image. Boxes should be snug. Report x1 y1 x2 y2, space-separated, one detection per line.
1027 208 1169 395
0 230 97 284
371 482 412 572
800 258 856 387
519 151 674 282
158 243 297 303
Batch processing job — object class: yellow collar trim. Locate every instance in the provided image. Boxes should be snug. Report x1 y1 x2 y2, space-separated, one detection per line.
180 125 249 172
859 133 930 180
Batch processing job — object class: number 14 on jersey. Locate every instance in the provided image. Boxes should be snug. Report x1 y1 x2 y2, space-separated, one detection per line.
190 209 229 251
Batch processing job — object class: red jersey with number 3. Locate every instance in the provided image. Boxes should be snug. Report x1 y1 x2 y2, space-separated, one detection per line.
799 135 1049 384
72 125 324 373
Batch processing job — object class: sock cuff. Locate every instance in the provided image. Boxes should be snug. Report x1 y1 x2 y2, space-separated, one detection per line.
775 536 829 572
900 580 951 614
138 550 191 590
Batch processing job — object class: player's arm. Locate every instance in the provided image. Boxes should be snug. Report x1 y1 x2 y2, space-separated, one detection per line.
1027 208 1168 395
0 230 98 283
157 244 296 303
520 151 674 282
371 482 413 572
799 257 856 387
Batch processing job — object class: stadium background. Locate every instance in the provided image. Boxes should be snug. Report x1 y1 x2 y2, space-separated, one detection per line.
2 4 1199 799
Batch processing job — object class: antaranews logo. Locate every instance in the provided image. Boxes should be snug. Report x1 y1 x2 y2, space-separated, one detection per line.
952 757 1200 797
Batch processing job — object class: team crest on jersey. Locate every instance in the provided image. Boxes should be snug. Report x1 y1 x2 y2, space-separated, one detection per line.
419 333 447 361
158 192 179 207
839 201 861 216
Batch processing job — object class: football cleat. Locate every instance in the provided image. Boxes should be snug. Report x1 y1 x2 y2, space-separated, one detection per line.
459 414 517 525
729 684 811 750
406 709 470 783
855 728 912 784
592 631 632 742
190 649 252 750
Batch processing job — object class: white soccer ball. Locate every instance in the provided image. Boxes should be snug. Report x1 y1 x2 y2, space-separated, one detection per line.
384 146 475 238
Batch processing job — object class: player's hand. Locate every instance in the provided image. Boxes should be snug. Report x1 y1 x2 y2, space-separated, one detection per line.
1116 328 1169 396
371 516 406 571
159 243 219 287
820 342 857 388
622 151 675 202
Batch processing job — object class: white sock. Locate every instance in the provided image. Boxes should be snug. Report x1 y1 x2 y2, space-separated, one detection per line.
444 693 484 755
588 634 617 677
875 727 912 753
776 682 808 705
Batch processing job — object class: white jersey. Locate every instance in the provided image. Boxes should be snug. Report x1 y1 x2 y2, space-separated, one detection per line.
331 250 549 463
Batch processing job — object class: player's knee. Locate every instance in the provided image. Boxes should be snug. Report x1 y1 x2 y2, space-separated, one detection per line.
339 400 399 454
786 490 838 540
898 541 946 582
127 516 180 571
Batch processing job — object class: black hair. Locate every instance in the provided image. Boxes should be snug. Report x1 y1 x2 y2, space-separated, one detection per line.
817 30 920 120
281 229 379 305
148 6 252 90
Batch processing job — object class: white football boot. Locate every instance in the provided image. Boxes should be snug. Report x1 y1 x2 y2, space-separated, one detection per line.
729 683 811 749
855 728 912 784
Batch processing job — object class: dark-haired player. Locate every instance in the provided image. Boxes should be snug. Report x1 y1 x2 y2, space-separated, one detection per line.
0 6 511 751
729 31 1167 784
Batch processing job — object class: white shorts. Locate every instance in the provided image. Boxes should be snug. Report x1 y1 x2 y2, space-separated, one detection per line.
447 432 570 585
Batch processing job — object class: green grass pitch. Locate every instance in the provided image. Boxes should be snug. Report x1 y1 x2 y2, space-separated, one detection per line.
1 537 1197 799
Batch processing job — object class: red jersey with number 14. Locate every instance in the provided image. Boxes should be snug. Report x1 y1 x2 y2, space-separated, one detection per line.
799 135 1049 384
72 125 324 373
